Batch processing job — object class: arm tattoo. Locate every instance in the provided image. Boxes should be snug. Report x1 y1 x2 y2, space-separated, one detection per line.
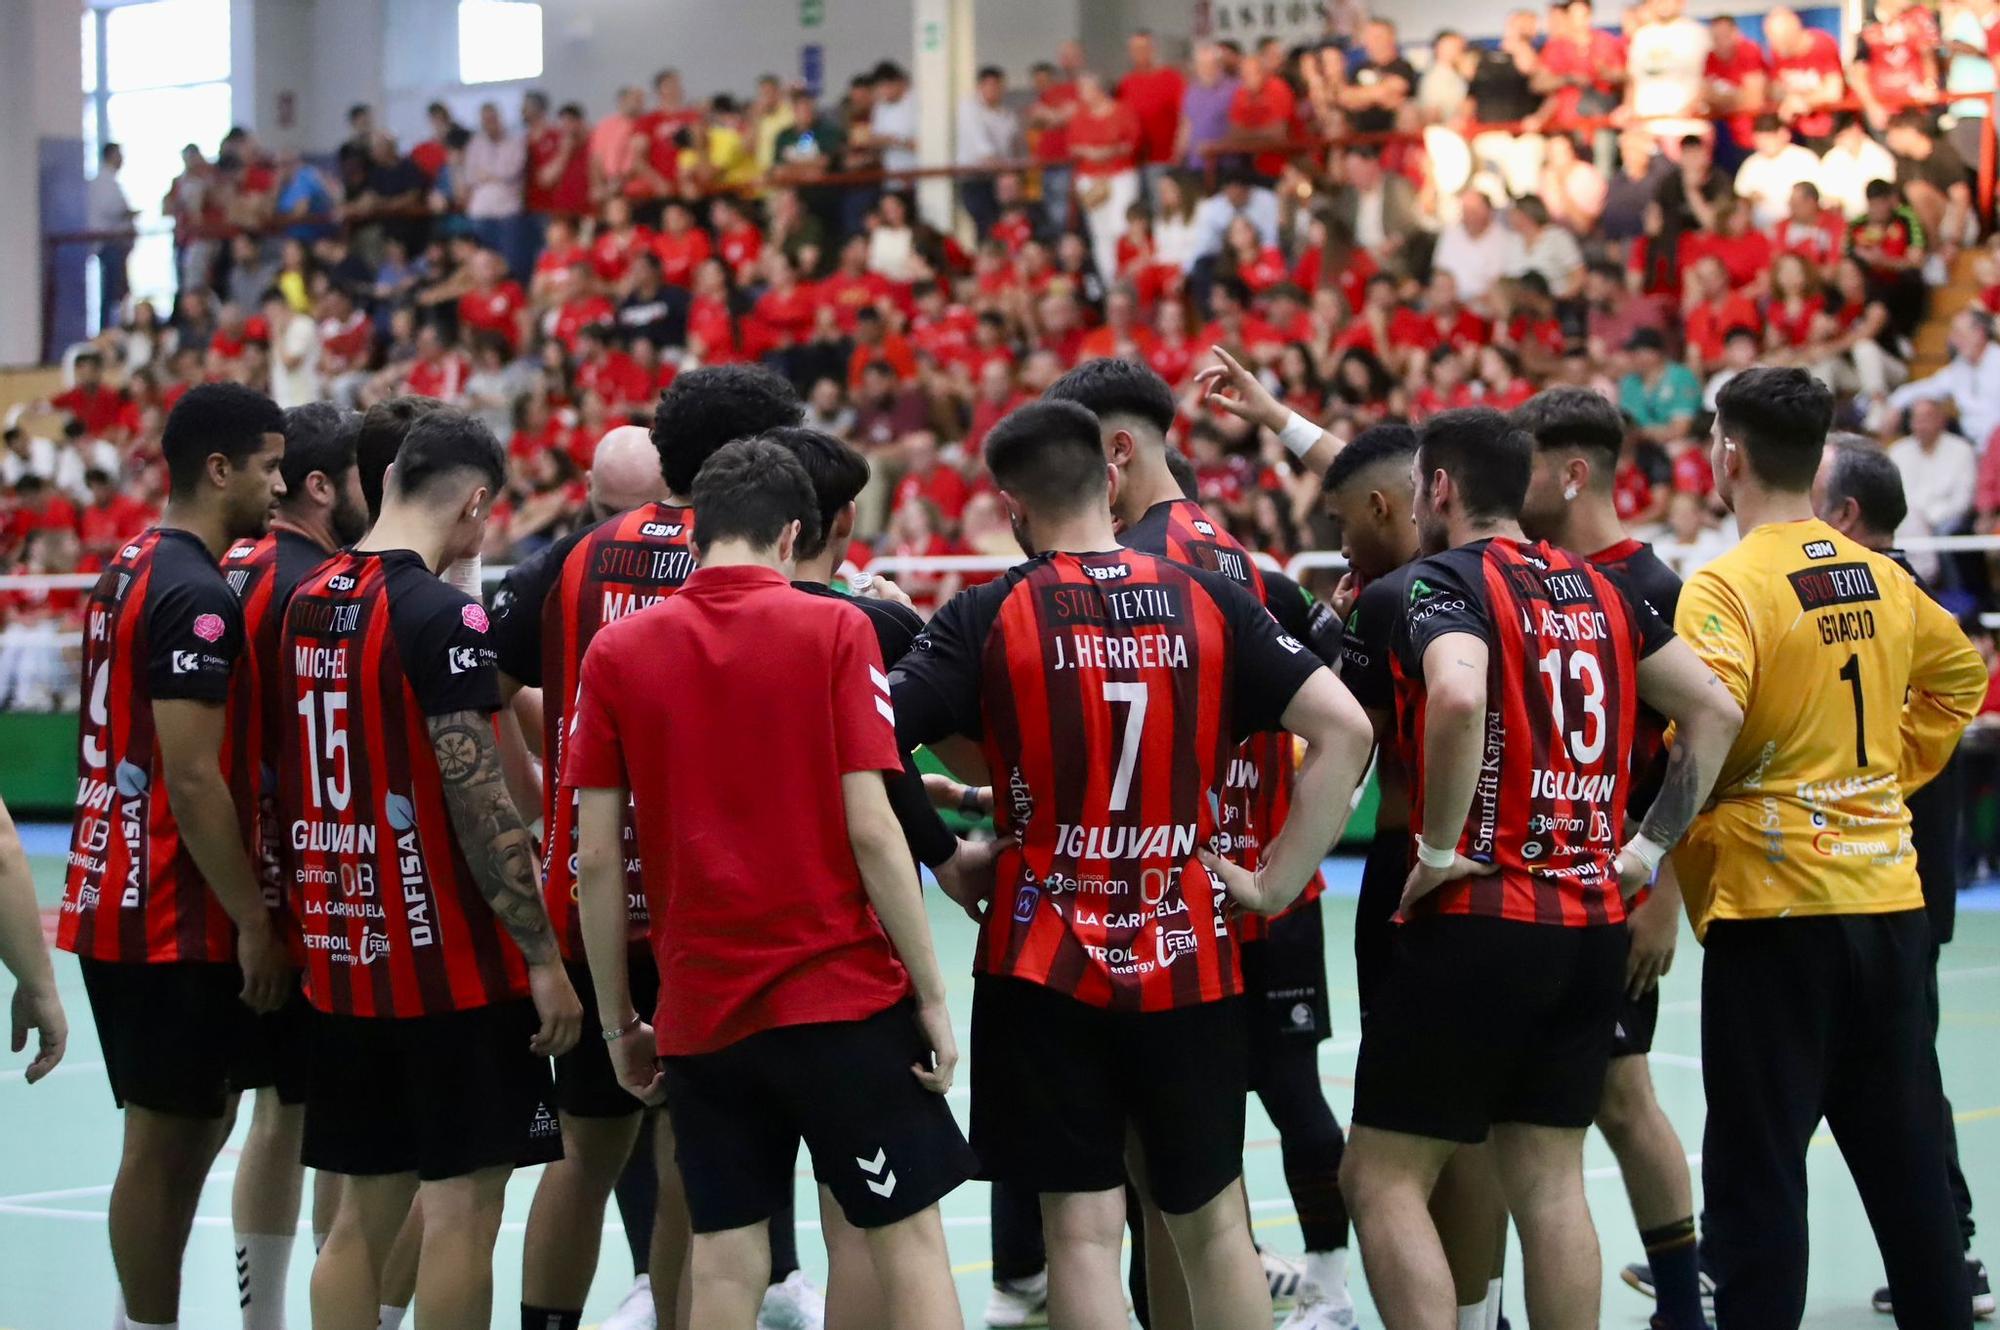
1637 742 1703 852
428 711 557 965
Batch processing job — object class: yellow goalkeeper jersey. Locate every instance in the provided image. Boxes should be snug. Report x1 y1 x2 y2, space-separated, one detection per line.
1671 518 1986 938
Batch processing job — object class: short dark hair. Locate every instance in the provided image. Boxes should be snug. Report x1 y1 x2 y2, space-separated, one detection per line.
688 437 821 555
1325 421 1417 492
1416 408 1533 521
983 400 1109 515
1512 387 1624 475
651 365 804 496
389 408 505 502
1865 178 1896 202
759 426 871 560
1043 356 1176 435
280 402 361 498
1823 435 1908 537
356 396 443 519
1715 367 1835 492
162 383 285 500
978 64 1005 81
1889 108 1930 134
1164 446 1199 500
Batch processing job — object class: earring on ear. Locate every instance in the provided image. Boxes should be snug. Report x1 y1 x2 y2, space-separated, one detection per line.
1563 484 1580 501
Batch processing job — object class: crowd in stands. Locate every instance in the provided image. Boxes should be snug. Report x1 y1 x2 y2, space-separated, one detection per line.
11 0 2000 706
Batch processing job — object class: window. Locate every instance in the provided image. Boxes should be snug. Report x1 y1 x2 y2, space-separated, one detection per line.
458 1 543 85
80 0 233 328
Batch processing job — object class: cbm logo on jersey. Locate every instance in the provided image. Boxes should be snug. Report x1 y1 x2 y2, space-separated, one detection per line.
1084 561 1132 581
384 793 436 947
1192 519 1217 537
327 573 358 592
1803 540 1839 561
640 521 684 539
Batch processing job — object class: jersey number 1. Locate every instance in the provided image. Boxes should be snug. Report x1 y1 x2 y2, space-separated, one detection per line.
1839 654 1868 769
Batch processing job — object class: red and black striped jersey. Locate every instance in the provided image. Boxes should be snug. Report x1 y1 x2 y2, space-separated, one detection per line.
1587 537 1683 819
1390 537 1673 926
221 527 336 942
278 549 526 1017
491 503 697 958
59 528 248 964
1120 499 1328 938
891 548 1322 1011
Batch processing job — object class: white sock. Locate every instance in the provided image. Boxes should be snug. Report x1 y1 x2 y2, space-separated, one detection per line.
1484 1276 1504 1330
377 1306 408 1330
113 1289 127 1330
1303 1249 1351 1300
237 1232 295 1330
1457 1305 1484 1330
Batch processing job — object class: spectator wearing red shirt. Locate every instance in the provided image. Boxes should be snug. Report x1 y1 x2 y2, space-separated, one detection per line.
890 431 970 527
565 438 972 1327
50 353 129 438
1762 251 1826 353
403 326 471 402
571 325 644 412
1146 299 1200 386
651 202 713 289
964 361 1026 459
521 92 563 215
1077 287 1159 364
1853 0 1940 129
750 253 821 353
1691 197 1776 293
1683 256 1761 372
548 269 618 354
1704 16 1770 152
457 248 529 354
533 216 590 299
847 309 919 389
590 198 655 285
1766 8 1846 145
1229 59 1298 183
1070 72 1143 284
1117 31 1187 187
819 235 902 333
908 288 977 367
409 103 457 181
1028 58 1082 232
711 197 765 285
1542 0 1630 130
1770 181 1846 270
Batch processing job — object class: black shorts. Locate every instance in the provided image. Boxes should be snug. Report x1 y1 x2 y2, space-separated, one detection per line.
1354 833 1408 1022
971 976 1247 1215
660 999 975 1234
1242 899 1332 1085
1353 916 1628 1144
232 988 313 1106
554 951 662 1118
303 999 563 1180
1609 982 1660 1059
79 958 293 1119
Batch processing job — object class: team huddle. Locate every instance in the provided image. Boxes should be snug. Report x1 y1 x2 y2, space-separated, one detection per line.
55 352 1987 1330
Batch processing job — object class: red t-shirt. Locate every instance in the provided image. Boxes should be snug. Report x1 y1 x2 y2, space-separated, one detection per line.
1693 228 1774 291
404 353 470 401
651 228 713 288
1771 29 1844 140
457 281 527 352
591 227 656 284
1705 38 1769 147
717 223 764 279
410 139 449 181
752 284 820 345
550 295 617 352
1543 30 1628 125
1770 213 1845 269
51 384 128 437
525 125 563 213
1859 7 1940 104
1685 292 1760 365
1070 102 1142 177
77 495 153 561
1229 78 1298 179
1613 460 1655 520
1032 84 1080 162
893 465 971 524
1119 66 1188 165
1764 293 1824 348
562 566 911 1055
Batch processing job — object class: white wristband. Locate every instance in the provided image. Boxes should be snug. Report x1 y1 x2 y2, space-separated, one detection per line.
1622 833 1668 875
1278 411 1322 459
1414 835 1458 870
443 555 483 598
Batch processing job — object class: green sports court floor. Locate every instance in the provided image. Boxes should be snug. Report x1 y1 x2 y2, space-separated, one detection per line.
4 840 1998 1330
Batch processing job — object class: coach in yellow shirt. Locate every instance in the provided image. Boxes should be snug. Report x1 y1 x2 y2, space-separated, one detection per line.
1675 368 1985 1330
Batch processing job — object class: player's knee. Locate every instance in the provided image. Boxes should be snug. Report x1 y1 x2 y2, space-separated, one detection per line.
692 1223 772 1287
1041 1190 1127 1252
1594 1063 1655 1144
553 1114 640 1186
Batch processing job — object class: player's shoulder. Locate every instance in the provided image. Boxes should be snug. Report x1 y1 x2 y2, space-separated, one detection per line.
831 587 926 658
144 529 234 603
379 551 483 628
219 534 270 569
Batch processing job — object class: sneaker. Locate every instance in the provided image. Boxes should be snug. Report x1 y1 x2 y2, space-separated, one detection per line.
984 1271 1050 1328
1263 1249 1305 1312
1277 1290 1361 1329
601 1274 656 1330
1621 1260 1716 1310
756 1270 825 1330
1871 1258 1996 1319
